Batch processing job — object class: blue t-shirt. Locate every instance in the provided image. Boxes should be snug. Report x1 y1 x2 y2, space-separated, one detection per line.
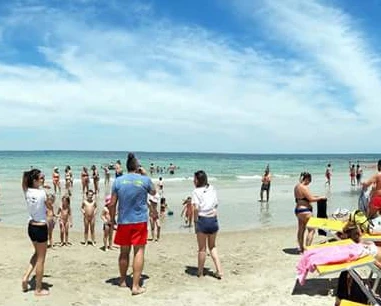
112 173 154 224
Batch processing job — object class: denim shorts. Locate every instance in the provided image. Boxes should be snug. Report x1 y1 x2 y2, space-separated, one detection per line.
196 216 219 234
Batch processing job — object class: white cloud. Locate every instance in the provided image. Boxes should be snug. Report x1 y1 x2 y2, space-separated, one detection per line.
0 0 380 152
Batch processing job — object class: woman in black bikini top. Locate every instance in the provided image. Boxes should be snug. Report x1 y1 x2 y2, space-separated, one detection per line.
294 172 327 253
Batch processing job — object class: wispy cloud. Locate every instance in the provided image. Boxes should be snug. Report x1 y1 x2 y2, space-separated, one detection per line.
0 0 380 152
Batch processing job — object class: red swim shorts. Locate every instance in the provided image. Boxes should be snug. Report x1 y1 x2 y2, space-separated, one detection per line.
114 222 148 246
370 196 381 210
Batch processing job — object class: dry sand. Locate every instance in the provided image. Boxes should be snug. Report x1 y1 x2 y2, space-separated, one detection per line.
0 224 337 306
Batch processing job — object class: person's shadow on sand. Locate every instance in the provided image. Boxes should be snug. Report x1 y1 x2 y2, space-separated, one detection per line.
291 278 338 296
105 274 149 288
24 275 53 293
282 247 301 255
185 266 220 278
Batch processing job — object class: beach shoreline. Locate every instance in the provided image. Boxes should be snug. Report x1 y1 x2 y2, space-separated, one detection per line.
0 223 336 306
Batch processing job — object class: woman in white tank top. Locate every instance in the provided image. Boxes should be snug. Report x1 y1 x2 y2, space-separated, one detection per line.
192 170 223 279
21 168 50 296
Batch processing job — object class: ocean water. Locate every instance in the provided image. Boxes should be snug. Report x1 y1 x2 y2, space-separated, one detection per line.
0 151 379 234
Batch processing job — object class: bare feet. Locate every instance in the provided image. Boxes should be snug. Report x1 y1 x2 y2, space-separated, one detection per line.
119 279 127 287
214 271 223 280
131 287 146 295
34 289 49 296
22 280 28 292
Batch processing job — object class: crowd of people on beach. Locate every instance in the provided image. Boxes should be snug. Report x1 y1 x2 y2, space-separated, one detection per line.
15 153 381 303
20 153 222 297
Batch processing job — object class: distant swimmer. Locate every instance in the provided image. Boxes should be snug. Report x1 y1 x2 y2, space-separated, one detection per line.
168 163 176 175
349 162 356 186
149 163 155 176
259 166 271 202
356 163 363 187
325 163 332 187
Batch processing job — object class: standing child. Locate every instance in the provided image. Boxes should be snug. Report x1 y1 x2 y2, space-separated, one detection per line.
180 196 193 227
57 195 72 246
148 194 161 241
81 189 97 246
46 194 57 248
100 195 113 250
157 177 164 197
160 197 167 220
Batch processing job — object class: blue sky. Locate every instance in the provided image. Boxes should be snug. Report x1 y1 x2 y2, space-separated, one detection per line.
1 0 381 153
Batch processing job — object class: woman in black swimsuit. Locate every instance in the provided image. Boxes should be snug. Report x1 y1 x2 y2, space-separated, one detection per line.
294 172 327 252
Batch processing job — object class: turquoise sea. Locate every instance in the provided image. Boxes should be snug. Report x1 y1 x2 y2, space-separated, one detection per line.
0 151 379 234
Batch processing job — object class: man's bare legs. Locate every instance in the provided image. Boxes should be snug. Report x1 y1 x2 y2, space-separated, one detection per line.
207 233 223 278
196 232 207 277
131 245 145 295
22 241 49 296
118 246 130 287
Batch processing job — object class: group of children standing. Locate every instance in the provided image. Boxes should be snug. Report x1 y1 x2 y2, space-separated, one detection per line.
44 190 114 251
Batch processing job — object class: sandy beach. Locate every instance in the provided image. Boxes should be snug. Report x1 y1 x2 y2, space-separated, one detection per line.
0 224 340 306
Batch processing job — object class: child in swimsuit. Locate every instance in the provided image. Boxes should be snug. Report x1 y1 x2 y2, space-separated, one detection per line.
81 189 97 245
180 196 193 227
160 197 167 220
52 167 61 194
46 193 57 248
148 195 161 241
57 195 72 246
100 195 113 250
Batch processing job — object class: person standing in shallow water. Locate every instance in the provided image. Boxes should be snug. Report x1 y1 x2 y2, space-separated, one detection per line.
259 165 271 202
21 169 50 296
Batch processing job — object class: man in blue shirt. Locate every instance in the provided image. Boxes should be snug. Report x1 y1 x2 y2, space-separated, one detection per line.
110 153 156 295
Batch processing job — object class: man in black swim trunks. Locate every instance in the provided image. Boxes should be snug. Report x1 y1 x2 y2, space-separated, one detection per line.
260 167 271 202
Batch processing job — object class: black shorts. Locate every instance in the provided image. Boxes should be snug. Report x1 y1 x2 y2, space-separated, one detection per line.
261 183 270 191
196 216 219 234
28 223 48 243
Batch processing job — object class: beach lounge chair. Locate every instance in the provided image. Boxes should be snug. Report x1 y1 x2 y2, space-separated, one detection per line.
306 240 381 305
307 217 381 243
340 300 369 306
307 217 345 240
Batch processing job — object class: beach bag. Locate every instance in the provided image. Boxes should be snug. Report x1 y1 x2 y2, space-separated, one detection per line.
349 210 371 233
358 189 369 214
